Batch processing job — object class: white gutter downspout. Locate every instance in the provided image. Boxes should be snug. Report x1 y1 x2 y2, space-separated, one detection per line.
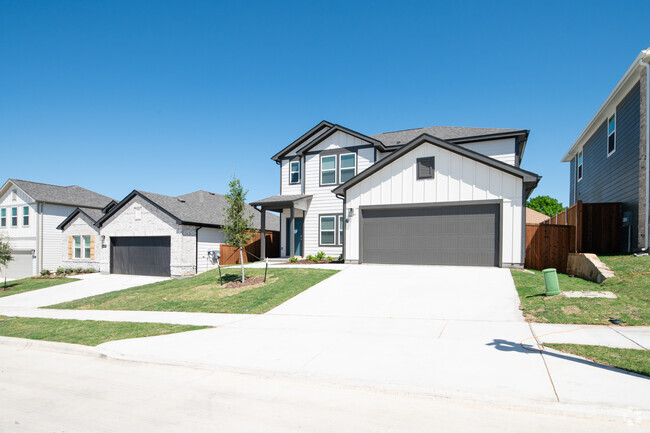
641 50 650 251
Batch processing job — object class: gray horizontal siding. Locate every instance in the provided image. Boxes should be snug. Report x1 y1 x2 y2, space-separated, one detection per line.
576 81 640 250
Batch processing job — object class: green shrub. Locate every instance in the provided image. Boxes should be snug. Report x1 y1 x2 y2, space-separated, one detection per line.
315 251 326 261
326 256 334 262
64 268 75 275
75 267 84 274
305 254 315 262
40 269 51 276
84 267 96 274
288 257 298 263
56 267 65 276
337 254 343 262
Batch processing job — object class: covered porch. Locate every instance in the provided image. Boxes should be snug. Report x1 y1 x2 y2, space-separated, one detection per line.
250 194 312 259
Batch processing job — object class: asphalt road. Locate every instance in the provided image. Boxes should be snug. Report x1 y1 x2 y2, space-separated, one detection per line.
0 343 645 433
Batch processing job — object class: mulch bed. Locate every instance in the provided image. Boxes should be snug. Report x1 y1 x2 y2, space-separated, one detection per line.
223 276 266 288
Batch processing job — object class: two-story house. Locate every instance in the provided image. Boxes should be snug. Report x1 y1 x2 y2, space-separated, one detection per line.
562 48 650 253
0 179 114 278
252 121 540 267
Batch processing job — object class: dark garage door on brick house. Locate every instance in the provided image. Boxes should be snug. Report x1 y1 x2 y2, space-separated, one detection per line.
110 236 171 277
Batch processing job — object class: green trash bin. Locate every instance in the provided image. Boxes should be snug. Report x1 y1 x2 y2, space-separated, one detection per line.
542 268 561 296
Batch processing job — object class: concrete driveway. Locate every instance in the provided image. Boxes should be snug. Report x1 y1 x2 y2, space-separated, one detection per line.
269 264 525 322
0 273 168 309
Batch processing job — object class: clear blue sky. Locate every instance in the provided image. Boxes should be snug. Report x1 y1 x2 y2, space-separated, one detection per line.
1 0 649 205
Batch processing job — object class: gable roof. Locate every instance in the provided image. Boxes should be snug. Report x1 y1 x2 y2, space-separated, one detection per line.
271 120 334 162
562 48 650 162
97 189 280 231
3 179 113 209
272 121 530 163
332 134 541 198
371 126 526 147
56 207 106 230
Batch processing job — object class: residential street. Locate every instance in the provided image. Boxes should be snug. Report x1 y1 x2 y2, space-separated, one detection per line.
0 342 646 433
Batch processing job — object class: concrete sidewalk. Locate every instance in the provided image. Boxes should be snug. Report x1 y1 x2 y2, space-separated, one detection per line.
0 273 168 308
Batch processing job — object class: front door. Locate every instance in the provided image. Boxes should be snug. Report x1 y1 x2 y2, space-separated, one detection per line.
286 218 303 256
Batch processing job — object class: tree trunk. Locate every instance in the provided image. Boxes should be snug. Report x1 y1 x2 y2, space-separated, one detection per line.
239 247 245 282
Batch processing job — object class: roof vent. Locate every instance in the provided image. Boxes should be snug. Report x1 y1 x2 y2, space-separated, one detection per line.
177 198 186 203
396 141 401 144
208 192 215 195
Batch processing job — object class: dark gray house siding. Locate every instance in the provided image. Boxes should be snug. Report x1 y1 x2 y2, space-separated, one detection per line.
572 82 641 250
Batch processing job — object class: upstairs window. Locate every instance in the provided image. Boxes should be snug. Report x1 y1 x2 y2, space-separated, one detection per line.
22 206 29 226
0 209 5 227
577 151 583 181
339 154 356 183
607 113 616 156
289 161 300 184
11 207 17 227
321 155 337 185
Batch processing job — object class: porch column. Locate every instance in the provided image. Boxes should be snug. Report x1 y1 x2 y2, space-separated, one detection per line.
260 208 266 260
289 206 295 257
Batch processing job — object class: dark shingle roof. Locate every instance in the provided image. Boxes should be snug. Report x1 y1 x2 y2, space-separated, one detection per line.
9 179 113 208
371 126 524 147
136 190 280 231
249 194 311 206
78 207 105 223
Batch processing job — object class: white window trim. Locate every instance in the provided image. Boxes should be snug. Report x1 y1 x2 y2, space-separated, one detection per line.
607 111 616 157
319 215 337 246
10 207 18 227
338 215 344 246
22 205 29 227
339 153 356 184
73 235 92 259
320 155 337 186
289 160 301 184
577 151 583 182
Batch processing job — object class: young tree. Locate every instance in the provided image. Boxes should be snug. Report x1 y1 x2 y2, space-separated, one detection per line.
526 195 565 217
0 236 13 286
223 176 254 282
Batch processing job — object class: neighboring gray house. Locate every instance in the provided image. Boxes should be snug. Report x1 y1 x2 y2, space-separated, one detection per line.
58 189 279 277
562 48 650 252
252 121 540 267
0 179 114 278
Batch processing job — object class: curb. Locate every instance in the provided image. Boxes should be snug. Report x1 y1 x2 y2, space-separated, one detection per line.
0 336 102 358
96 346 650 425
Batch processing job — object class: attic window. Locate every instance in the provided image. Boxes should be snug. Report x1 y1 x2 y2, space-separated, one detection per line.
416 157 435 179
11 190 17 202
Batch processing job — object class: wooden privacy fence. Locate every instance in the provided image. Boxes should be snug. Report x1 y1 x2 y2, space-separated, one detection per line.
525 224 575 273
544 200 621 254
219 232 280 265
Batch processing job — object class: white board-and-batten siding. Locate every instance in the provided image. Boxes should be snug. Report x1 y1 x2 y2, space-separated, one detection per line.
345 142 524 266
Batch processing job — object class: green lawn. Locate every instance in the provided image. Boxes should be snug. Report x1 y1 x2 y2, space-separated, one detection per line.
48 267 338 314
511 255 650 325
546 343 650 377
0 276 79 299
0 315 207 346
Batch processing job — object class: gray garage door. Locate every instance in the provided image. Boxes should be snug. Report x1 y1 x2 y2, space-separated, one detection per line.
0 250 33 279
110 237 171 277
361 203 500 266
